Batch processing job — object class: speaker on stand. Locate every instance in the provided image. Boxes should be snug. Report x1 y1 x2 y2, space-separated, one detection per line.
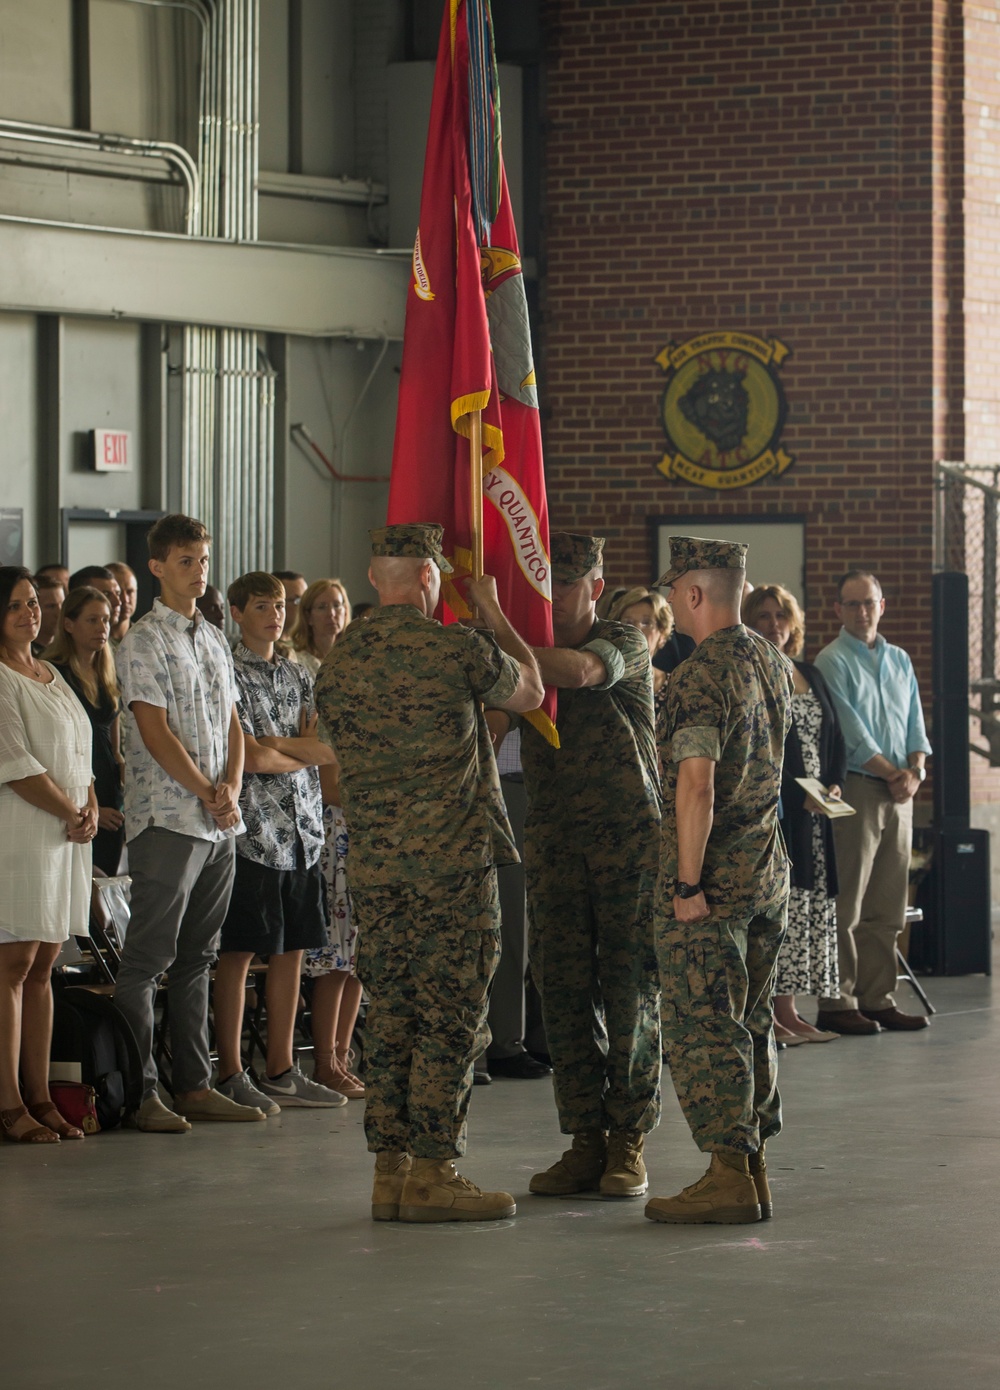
913 573 992 974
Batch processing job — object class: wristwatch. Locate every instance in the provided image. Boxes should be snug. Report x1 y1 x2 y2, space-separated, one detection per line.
911 766 926 782
675 880 703 899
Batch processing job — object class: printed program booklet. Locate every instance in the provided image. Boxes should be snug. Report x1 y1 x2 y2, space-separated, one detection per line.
794 778 857 818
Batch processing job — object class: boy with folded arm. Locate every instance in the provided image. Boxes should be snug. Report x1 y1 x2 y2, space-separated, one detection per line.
212 571 347 1112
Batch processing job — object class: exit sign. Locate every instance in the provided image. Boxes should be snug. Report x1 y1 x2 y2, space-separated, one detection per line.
92 429 133 472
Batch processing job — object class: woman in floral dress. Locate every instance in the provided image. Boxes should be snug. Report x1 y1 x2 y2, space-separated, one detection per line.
743 584 845 1046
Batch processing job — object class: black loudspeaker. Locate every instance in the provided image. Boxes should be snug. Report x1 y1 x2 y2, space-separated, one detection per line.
932 571 969 698
913 828 992 975
933 696 971 828
931 572 971 829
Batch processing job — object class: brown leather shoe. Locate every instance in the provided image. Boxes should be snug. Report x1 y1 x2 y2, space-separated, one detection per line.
815 1009 882 1036
859 1006 930 1031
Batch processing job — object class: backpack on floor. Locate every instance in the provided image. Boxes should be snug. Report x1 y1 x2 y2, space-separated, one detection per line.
50 986 144 1130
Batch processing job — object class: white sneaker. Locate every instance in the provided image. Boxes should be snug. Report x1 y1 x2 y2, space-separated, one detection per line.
217 1069 281 1117
177 1088 266 1123
128 1094 192 1133
258 1064 347 1108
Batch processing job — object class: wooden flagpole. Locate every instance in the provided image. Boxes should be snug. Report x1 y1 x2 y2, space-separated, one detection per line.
470 408 484 580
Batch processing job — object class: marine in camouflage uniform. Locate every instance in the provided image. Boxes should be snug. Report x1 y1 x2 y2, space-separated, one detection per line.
315 524 542 1223
646 536 793 1227
522 533 662 1199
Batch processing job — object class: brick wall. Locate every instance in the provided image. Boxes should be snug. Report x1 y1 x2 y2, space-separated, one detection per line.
538 0 1000 803
962 2 1000 803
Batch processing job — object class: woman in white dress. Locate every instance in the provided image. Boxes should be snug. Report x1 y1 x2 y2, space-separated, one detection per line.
0 568 98 1142
287 578 350 677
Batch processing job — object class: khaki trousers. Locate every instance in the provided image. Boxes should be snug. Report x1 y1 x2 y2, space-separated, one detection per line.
820 773 912 1013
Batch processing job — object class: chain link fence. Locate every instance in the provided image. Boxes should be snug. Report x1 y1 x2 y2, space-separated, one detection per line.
936 461 1000 761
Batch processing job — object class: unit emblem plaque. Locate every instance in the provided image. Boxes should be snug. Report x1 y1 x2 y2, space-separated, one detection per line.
656 332 793 490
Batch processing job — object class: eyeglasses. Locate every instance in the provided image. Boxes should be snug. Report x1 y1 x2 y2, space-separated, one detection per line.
841 599 880 611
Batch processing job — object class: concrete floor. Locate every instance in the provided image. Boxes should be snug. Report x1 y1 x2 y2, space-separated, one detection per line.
3 966 998 1390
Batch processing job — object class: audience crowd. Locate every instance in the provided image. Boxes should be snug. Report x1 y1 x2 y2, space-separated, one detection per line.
0 518 931 1230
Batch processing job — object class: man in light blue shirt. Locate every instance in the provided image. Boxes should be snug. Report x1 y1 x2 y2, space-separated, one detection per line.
813 570 931 1034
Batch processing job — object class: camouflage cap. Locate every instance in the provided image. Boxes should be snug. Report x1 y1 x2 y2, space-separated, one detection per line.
550 531 606 583
369 523 453 573
656 535 748 587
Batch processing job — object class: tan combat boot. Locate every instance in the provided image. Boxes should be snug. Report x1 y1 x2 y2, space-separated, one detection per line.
644 1151 762 1225
748 1143 772 1219
529 1129 608 1195
398 1159 516 1223
600 1129 648 1197
371 1150 411 1221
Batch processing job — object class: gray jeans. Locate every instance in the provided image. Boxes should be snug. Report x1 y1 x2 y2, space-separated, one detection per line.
114 828 235 1095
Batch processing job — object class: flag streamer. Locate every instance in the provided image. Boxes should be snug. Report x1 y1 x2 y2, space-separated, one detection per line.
466 0 501 244
387 0 558 748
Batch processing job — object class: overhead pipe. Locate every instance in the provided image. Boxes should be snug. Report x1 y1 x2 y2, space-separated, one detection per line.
290 423 391 485
112 0 210 227
0 117 200 233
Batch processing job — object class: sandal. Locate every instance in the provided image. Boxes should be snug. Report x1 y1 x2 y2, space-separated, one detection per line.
28 1103 85 1140
332 1069 365 1099
1 1103 61 1144
312 1056 336 1089
334 1052 365 1099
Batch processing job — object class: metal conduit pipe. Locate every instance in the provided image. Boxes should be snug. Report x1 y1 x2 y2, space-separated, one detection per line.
262 346 272 558
219 330 228 571
246 340 256 575
201 329 216 525
111 0 210 230
222 0 233 237
0 118 201 234
197 0 218 235
238 337 246 573
250 0 259 239
243 0 256 239
250 338 259 571
227 330 237 577
233 332 243 574
231 0 242 239
221 329 233 576
180 1 271 580
234 0 244 239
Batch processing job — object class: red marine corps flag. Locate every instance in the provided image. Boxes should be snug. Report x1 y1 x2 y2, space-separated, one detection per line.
387 0 558 746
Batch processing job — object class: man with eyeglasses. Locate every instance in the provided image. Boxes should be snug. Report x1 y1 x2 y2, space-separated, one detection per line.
813 571 932 1035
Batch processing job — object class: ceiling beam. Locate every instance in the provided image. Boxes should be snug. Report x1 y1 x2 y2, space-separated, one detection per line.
0 216 410 339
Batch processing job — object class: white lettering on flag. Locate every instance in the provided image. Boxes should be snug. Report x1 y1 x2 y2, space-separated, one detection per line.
483 466 551 600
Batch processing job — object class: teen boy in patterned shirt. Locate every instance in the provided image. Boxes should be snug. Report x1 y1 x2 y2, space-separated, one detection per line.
212 571 348 1113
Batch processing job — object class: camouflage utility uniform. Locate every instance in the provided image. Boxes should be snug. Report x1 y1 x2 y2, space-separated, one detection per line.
521 616 662 1136
658 624 793 1153
315 605 519 1158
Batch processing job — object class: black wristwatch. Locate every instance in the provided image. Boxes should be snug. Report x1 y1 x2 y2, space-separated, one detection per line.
676 880 703 899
